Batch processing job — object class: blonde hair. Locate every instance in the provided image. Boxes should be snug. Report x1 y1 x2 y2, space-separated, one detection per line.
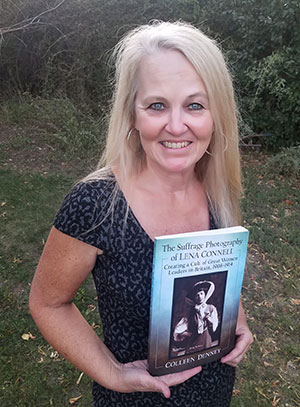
87 21 242 227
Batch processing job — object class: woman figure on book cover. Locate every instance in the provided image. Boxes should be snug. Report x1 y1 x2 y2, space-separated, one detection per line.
173 281 219 355
29 21 253 407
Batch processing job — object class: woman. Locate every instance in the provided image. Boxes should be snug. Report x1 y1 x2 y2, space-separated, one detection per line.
29 21 253 406
173 281 219 355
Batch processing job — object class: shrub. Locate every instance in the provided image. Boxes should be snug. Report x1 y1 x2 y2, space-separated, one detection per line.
264 146 300 177
241 48 300 149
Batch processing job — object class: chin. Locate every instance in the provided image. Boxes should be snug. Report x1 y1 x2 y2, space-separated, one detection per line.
162 160 197 174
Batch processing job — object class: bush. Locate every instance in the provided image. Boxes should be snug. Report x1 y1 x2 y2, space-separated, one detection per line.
264 146 300 176
241 48 300 149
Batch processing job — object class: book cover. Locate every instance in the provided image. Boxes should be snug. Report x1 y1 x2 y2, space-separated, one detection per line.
148 226 249 376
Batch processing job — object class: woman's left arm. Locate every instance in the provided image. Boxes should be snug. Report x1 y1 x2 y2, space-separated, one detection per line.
221 300 253 367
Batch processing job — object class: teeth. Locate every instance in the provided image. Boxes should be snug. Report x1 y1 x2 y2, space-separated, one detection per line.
162 141 190 149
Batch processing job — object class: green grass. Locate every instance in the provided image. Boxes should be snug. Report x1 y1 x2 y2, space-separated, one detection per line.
0 169 99 406
0 94 105 161
235 153 300 407
0 99 299 406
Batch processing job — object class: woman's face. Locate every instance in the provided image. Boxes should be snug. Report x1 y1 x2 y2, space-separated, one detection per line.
134 49 214 175
195 289 206 304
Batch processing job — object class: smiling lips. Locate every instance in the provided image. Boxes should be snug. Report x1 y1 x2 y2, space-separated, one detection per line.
161 141 191 149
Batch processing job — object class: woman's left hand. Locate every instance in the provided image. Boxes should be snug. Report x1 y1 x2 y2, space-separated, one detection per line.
220 325 253 367
221 300 253 367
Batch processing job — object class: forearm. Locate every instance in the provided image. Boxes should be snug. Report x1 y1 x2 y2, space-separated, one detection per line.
30 301 122 391
30 301 203 398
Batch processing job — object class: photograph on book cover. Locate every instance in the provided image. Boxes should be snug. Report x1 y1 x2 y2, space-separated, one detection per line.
148 226 249 375
169 271 227 359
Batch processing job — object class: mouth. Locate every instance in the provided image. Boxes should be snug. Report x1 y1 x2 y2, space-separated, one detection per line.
160 141 191 149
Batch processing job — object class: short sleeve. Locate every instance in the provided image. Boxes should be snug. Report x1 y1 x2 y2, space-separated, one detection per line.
53 181 113 250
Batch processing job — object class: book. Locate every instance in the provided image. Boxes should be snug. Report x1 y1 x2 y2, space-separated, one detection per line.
148 226 249 376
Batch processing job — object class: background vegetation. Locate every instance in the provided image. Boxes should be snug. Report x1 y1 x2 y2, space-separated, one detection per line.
0 0 300 406
1 0 299 149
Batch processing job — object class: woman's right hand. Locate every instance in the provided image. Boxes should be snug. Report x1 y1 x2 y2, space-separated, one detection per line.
115 359 202 398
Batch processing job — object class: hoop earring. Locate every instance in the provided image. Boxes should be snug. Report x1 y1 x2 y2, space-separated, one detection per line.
127 128 141 141
127 128 135 141
205 149 213 157
223 136 228 153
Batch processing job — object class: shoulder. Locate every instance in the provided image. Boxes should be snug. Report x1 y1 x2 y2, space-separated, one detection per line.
67 178 116 204
53 177 118 244
62 177 117 210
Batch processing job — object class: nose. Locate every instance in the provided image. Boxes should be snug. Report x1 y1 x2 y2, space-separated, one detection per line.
165 108 188 136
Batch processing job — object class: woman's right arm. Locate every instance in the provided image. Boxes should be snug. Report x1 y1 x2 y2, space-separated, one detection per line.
29 227 201 398
29 226 126 390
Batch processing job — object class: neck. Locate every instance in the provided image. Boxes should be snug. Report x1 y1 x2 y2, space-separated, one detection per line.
135 161 199 195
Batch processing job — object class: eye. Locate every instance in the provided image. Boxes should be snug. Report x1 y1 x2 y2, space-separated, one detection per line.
149 102 165 111
188 103 204 111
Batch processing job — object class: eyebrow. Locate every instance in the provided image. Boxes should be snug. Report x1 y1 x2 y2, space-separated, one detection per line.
186 92 209 102
140 92 209 104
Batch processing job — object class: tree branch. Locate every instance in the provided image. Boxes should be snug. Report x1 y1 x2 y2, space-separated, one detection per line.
0 0 66 36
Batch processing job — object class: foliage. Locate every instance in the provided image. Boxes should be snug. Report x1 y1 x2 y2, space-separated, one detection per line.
241 47 300 149
0 94 105 160
0 0 299 149
264 146 300 176
192 0 300 149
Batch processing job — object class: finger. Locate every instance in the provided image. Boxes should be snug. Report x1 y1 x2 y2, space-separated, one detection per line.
221 353 239 366
159 366 202 387
221 342 243 363
221 342 245 364
145 376 171 398
124 363 171 397
221 335 252 365
125 361 201 397
134 360 201 387
156 381 171 398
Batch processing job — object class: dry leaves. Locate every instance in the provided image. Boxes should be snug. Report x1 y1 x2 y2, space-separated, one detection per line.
50 350 62 361
76 372 84 385
290 298 300 305
255 387 269 399
38 346 46 356
69 395 82 404
272 394 280 406
21 332 35 341
91 322 100 330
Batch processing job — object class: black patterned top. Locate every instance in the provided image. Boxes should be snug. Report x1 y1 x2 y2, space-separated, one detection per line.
54 178 235 407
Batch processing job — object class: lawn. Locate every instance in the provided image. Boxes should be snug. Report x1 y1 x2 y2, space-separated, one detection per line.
0 103 299 406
